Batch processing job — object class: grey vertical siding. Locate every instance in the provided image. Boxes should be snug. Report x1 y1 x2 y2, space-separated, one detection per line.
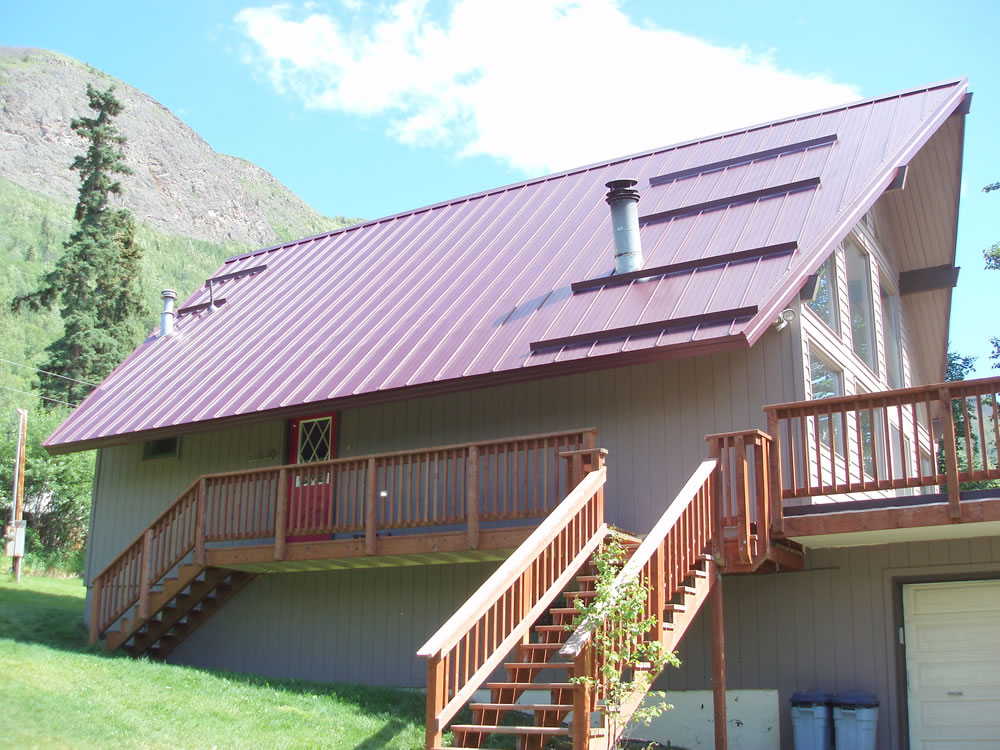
337 326 801 535
168 560 499 687
658 536 1000 750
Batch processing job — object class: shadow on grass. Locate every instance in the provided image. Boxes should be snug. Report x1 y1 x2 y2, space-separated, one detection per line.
0 581 91 653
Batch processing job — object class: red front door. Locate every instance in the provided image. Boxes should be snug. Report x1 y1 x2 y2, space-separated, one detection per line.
287 413 337 542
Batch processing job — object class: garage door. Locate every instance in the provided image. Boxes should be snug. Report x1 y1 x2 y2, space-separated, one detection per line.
904 580 1000 749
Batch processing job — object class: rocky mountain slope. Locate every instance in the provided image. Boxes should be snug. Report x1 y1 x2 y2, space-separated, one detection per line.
0 46 349 247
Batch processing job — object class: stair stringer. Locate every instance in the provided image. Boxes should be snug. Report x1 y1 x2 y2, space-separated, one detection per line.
103 566 257 658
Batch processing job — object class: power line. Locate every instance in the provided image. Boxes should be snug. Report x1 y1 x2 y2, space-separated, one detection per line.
0 356 100 388
0 384 78 408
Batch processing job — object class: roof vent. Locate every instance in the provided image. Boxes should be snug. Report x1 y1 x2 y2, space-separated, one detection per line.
605 179 643 274
160 289 177 338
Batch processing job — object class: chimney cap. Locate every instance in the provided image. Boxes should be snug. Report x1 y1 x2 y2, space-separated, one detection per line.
161 289 178 300
605 179 640 205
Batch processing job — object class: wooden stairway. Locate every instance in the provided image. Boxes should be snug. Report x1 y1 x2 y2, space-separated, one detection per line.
103 564 256 658
442 540 716 750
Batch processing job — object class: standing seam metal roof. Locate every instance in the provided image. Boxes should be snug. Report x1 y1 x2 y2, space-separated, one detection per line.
45 79 968 452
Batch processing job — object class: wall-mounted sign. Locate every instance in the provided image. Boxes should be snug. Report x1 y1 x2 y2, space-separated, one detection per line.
247 448 278 463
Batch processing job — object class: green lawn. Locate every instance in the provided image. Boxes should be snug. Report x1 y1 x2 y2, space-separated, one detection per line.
0 575 437 749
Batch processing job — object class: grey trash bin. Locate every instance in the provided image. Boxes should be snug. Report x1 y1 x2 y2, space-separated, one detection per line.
790 690 832 750
831 691 878 750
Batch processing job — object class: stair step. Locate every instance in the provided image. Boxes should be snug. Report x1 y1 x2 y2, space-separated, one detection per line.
664 603 687 613
690 568 709 579
575 575 598 583
674 585 697 596
520 643 564 651
563 590 597 600
450 725 569 736
504 662 571 670
470 703 574 711
697 553 714 562
488 682 575 690
534 625 570 633
547 608 580 616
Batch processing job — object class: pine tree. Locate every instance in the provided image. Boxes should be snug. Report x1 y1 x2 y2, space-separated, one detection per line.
12 84 145 405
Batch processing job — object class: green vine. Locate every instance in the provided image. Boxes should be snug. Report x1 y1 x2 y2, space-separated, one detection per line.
567 530 681 747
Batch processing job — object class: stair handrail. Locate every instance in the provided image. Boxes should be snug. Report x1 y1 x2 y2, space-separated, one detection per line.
418 455 609 749
559 458 718 748
560 458 717 659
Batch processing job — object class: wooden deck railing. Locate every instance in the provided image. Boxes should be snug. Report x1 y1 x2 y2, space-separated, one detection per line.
417 449 609 749
560 458 718 746
89 428 597 645
763 375 1000 524
706 430 774 563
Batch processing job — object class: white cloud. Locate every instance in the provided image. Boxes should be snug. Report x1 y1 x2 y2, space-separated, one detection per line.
235 0 861 173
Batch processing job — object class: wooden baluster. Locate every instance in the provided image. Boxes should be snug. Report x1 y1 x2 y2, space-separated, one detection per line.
138 529 153 620
734 434 750 564
195 478 207 565
939 387 961 520
274 468 288 560
651 541 666 647
465 446 480 550
366 457 378 555
89 576 104 645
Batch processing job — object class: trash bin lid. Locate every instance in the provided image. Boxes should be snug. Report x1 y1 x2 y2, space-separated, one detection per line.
790 689 832 706
832 690 879 707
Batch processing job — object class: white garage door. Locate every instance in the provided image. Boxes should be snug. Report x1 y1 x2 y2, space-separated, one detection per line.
904 580 1000 749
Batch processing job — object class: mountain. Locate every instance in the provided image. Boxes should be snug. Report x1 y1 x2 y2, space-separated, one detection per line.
0 46 350 246
0 47 360 401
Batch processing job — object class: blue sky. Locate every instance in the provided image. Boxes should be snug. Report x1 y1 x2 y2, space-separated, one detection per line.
3 0 997 372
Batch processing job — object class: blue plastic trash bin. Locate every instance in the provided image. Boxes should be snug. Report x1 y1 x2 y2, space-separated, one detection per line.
790 690 832 750
831 691 879 750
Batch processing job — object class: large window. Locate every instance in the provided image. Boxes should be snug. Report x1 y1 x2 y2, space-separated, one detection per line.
845 238 877 372
807 255 839 332
881 282 903 388
810 350 844 454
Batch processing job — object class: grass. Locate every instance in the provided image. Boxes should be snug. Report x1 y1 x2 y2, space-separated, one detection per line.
0 575 445 749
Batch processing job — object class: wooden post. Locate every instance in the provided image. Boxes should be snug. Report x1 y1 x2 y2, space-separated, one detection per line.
939 388 962 521
573 645 593 748
194 478 207 565
754 438 770 550
466 446 480 550
765 410 784 536
89 575 103 646
274 467 288 561
707 437 725 565
10 409 26 582
425 654 445 749
365 457 378 555
138 529 153 620
710 566 727 750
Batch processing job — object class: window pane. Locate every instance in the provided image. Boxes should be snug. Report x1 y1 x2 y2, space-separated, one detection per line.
810 352 844 455
845 239 877 371
881 284 902 388
808 256 839 332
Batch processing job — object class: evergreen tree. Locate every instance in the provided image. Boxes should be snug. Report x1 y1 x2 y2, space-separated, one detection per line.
12 84 145 405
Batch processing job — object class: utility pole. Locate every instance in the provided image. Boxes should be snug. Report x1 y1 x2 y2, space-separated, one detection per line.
7 409 27 582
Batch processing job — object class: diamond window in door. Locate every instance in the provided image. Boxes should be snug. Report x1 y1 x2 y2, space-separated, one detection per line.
297 418 332 463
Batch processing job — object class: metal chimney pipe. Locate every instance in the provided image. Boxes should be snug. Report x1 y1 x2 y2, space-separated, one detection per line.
605 179 643 274
160 289 177 337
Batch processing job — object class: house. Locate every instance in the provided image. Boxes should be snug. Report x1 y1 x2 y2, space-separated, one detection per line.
45 77 1000 749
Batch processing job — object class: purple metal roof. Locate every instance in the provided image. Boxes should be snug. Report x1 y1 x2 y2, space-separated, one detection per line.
46 79 969 453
